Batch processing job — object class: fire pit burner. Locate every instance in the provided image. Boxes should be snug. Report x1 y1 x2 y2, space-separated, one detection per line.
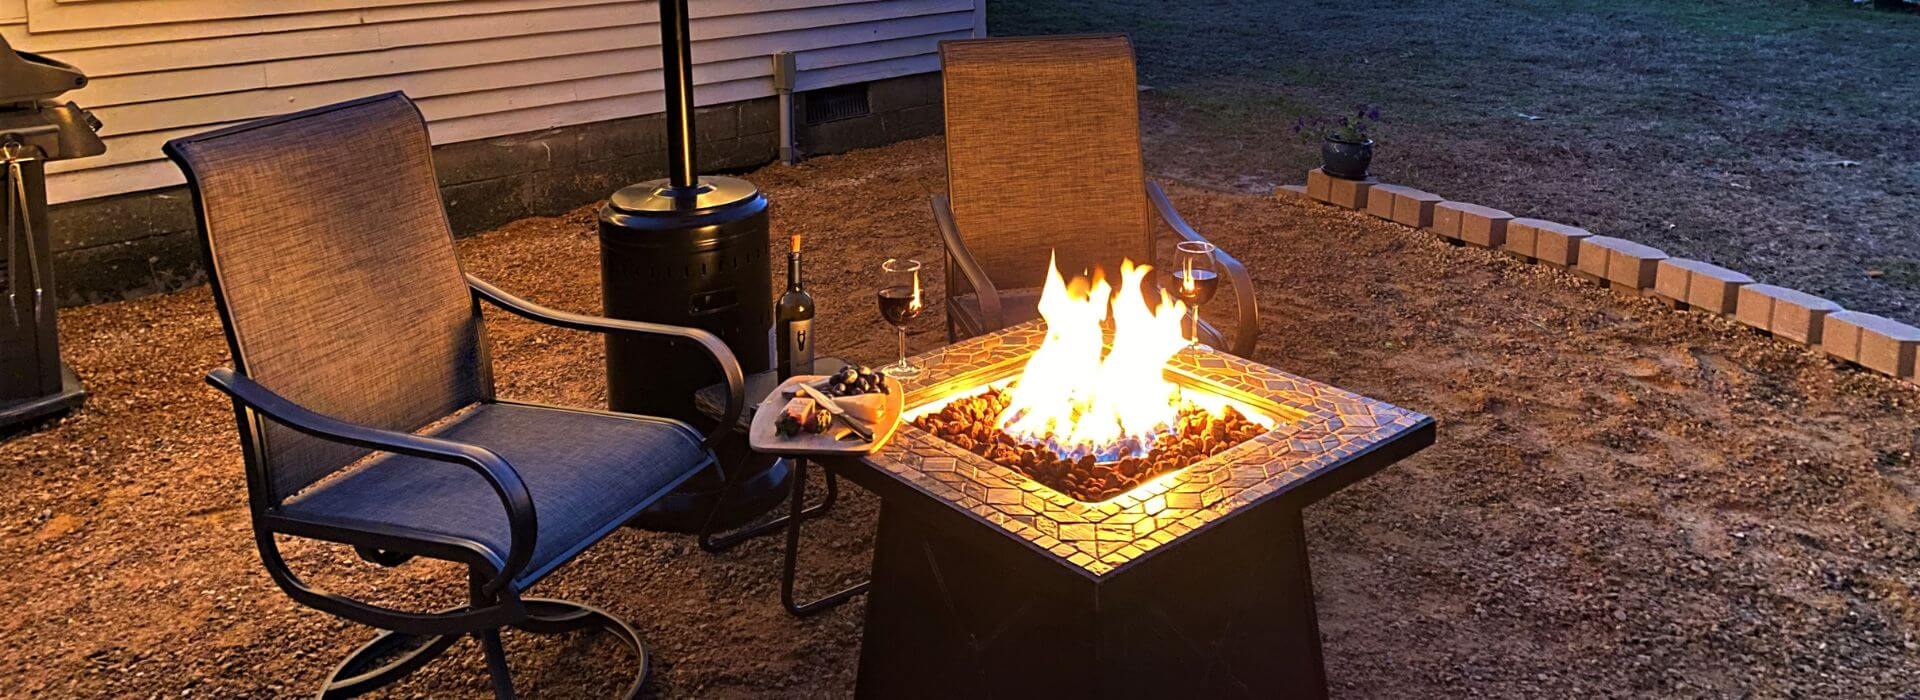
911 385 1267 502
816 320 1436 697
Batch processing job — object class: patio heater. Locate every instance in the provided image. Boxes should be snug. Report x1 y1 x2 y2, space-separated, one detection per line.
599 0 779 529
0 36 102 432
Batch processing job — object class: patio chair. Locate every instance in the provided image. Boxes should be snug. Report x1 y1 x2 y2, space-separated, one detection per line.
163 92 742 699
934 34 1259 356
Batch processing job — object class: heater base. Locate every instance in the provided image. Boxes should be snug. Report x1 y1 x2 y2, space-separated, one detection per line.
629 451 792 533
0 362 84 434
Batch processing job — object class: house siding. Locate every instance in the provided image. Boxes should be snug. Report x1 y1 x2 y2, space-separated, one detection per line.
2 0 978 204
4 0 976 301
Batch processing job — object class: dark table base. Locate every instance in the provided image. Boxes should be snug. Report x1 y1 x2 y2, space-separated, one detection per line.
855 492 1328 700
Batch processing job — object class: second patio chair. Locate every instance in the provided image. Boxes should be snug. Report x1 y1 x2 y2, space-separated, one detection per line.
165 92 742 698
934 34 1259 356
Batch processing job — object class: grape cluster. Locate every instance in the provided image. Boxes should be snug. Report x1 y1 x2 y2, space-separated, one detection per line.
825 364 889 397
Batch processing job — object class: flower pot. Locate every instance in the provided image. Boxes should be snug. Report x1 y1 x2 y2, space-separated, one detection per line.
1321 136 1373 180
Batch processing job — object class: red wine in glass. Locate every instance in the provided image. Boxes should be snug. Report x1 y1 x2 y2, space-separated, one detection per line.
1173 240 1220 350
879 258 924 378
1170 268 1219 307
877 285 923 326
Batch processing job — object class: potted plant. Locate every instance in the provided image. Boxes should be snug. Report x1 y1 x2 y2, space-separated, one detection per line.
1295 105 1381 180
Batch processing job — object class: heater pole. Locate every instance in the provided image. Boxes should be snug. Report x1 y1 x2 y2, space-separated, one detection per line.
659 0 698 190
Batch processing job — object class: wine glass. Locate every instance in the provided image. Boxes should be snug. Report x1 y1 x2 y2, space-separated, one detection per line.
1171 241 1220 350
877 258 925 378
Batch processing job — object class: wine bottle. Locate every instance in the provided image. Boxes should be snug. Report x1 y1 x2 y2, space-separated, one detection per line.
775 234 815 379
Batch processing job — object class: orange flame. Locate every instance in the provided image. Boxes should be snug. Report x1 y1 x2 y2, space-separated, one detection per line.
996 254 1189 459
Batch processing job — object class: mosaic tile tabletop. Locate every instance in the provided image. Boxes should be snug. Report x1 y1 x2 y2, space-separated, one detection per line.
837 321 1434 579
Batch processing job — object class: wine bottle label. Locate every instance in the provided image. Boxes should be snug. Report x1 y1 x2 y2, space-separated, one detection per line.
783 318 813 376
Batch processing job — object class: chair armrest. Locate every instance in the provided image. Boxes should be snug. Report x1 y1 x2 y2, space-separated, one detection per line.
205 367 536 597
466 274 744 449
1148 181 1259 357
932 194 1003 332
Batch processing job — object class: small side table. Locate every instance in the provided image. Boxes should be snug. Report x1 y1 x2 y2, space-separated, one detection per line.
694 359 870 616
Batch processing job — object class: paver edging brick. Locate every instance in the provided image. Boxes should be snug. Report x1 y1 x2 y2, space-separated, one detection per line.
1306 168 1333 202
1851 314 1920 379
1821 310 1874 363
1604 239 1667 293
1430 201 1469 240
1454 203 1512 249
1284 169 1918 386
1683 262 1753 316
1654 258 1703 307
1326 176 1376 210
1735 284 1784 333
1505 218 1553 261
1575 236 1628 285
1392 188 1443 229
1532 221 1590 269
1766 286 1842 346
1366 184 1406 219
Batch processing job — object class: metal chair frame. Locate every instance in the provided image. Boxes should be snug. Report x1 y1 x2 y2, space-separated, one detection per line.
166 95 744 699
933 35 1260 356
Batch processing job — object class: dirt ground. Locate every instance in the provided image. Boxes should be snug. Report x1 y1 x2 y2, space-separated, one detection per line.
992 0 1920 326
3 137 1918 697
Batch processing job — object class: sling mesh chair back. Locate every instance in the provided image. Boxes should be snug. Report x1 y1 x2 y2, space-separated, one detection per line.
165 92 743 699
934 34 1259 356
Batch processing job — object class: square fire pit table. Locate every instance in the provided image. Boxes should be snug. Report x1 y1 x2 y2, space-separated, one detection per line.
815 321 1435 699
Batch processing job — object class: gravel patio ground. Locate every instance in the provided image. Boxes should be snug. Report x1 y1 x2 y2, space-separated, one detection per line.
3 138 1918 697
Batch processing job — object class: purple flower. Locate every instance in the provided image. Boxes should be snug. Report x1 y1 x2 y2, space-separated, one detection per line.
1368 107 1380 121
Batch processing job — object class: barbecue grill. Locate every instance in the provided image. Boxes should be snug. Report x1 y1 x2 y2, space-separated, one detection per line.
0 35 102 431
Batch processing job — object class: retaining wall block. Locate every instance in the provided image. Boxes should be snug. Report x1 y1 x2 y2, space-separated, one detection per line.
1654 259 1705 306
1576 236 1627 284
1605 239 1668 291
1684 262 1753 315
1365 184 1404 219
1307 168 1333 202
1854 314 1920 379
1820 310 1873 363
1531 221 1591 268
1275 184 1309 201
1741 285 1841 345
1505 218 1552 259
1454 203 1513 249
1735 284 1785 332
1392 188 1443 229
1326 176 1375 210
1431 202 1470 239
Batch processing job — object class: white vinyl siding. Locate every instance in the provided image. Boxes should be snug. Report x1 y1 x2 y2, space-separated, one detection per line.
1 0 981 204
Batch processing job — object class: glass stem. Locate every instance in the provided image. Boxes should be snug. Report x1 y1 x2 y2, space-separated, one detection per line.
897 327 908 367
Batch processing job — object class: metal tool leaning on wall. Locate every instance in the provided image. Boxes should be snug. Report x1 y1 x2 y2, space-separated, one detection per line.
0 34 104 432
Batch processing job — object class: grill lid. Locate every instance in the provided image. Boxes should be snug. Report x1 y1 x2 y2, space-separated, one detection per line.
0 34 88 105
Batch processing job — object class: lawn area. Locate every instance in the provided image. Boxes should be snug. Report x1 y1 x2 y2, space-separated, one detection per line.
992 0 1920 323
